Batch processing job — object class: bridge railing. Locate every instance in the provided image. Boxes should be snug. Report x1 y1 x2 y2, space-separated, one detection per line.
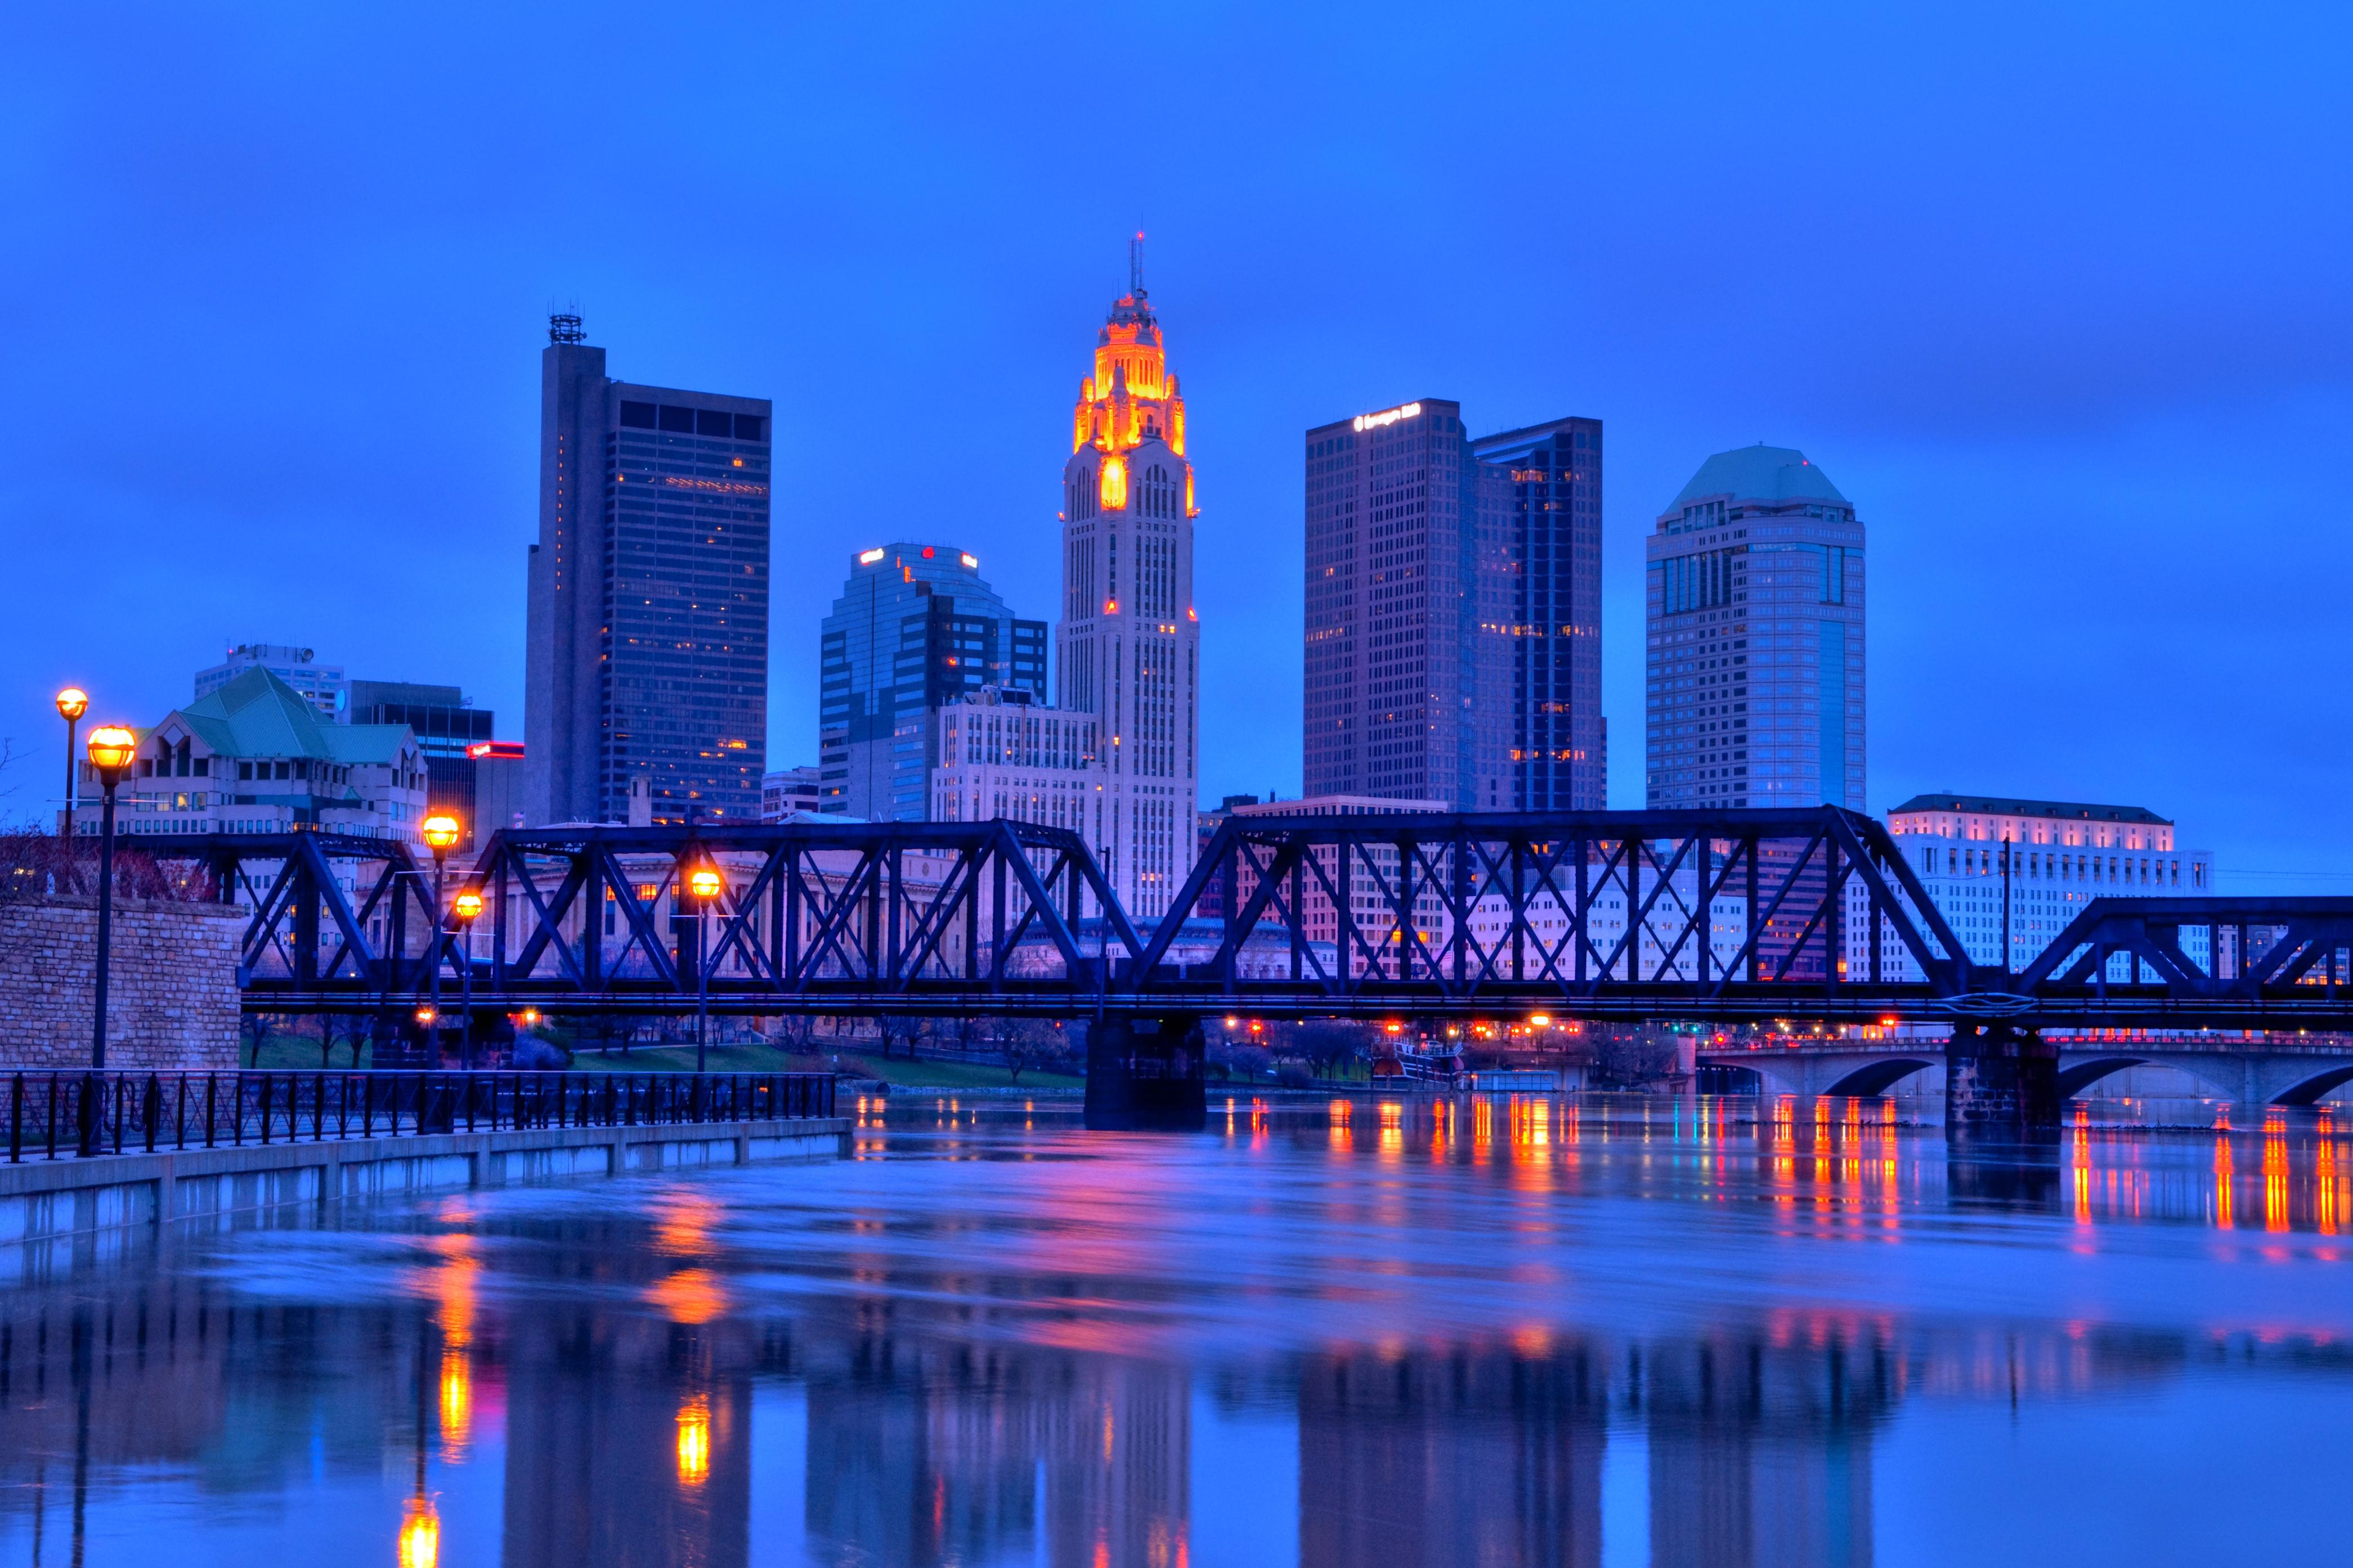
2 1070 838 1162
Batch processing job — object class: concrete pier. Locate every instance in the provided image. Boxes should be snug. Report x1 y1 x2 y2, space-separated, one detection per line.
1945 1023 2060 1134
1083 1015 1208 1131
0 1116 850 1260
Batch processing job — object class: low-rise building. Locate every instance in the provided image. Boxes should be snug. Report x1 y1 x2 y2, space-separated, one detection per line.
762 765 823 823
1225 796 1451 968
1879 793 2215 973
75 668 430 845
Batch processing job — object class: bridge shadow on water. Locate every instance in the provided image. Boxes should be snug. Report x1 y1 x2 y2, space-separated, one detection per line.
0 1094 2347 1567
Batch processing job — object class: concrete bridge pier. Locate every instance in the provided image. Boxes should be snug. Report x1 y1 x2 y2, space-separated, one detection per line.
1083 1015 1207 1132
1946 1023 2060 1136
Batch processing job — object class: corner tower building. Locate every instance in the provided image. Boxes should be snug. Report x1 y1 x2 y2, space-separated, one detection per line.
1055 241 1199 922
525 316 770 827
1645 445 1862 810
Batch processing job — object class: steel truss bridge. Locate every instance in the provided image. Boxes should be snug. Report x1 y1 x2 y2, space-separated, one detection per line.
151 807 2353 1032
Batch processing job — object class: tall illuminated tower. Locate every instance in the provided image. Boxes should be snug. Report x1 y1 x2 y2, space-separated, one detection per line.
1056 239 1199 922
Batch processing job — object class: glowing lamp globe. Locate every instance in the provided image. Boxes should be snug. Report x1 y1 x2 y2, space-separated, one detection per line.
55 687 89 722
688 866 724 901
85 725 138 774
451 890 485 923
421 815 462 851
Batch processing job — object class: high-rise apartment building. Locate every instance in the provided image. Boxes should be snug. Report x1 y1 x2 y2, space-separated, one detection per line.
1055 244 1200 920
525 315 770 827
818 544 1046 821
1302 402 1603 811
1646 446 1863 810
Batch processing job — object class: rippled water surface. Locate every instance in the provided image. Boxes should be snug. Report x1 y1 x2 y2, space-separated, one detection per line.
3 1093 2350 1567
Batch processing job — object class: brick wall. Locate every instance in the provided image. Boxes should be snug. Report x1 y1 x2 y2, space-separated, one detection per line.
0 896 242 1070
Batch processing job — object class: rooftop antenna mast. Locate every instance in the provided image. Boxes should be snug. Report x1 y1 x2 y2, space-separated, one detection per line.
1130 230 1146 298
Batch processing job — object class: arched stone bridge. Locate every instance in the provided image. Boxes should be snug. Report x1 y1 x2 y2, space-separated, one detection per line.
1702 1040 2353 1111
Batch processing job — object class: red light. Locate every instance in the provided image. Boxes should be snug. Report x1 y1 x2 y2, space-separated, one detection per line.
921 546 935 558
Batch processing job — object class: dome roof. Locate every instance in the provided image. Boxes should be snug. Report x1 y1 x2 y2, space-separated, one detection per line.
1668 444 1848 511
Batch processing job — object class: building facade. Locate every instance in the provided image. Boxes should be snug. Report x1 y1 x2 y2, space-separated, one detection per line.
1055 244 1201 921
761 765 823 822
525 315 770 828
74 668 429 843
1646 445 1863 810
347 679 493 844
195 644 346 720
1226 796 1449 966
1878 794 2212 973
1303 401 1603 811
819 544 1047 821
1469 417 1607 810
930 687 1102 837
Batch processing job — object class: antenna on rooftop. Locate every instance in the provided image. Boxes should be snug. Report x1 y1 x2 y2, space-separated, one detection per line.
548 302 585 345
1130 230 1146 298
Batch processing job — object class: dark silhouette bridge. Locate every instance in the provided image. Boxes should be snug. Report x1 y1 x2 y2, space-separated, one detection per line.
149 806 2353 1031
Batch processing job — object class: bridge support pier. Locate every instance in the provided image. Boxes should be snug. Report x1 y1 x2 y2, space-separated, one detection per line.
1946 1023 2059 1136
1083 1015 1207 1133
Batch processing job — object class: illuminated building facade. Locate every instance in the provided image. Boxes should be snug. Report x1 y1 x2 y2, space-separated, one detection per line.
931 686 1101 835
525 315 770 827
1879 793 2212 972
1303 401 1603 810
1055 241 1200 920
1646 445 1862 810
819 543 1046 821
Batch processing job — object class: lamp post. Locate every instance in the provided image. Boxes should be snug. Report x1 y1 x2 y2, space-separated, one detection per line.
420 815 461 1066
79 725 137 1157
451 890 483 1068
687 864 723 1074
54 688 87 837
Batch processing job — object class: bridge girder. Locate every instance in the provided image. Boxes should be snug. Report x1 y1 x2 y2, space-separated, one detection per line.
122 814 2353 1033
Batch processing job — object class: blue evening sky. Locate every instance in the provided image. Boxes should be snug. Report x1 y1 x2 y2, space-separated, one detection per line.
2 5 2345 887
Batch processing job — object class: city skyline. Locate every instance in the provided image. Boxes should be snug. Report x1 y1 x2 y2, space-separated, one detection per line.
3 5 2346 892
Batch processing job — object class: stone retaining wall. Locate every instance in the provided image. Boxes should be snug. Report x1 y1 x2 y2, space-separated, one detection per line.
0 896 241 1070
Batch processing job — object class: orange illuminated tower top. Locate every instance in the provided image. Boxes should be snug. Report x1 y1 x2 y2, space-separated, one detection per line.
1072 233 1189 477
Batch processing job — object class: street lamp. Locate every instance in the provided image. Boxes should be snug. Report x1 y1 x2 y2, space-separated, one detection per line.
687 864 724 1073
451 889 484 1068
420 815 461 1066
80 724 137 1157
54 687 87 837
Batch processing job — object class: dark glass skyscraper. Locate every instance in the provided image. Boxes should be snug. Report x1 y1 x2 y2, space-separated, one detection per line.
818 544 1046 821
1469 416 1606 810
524 316 770 826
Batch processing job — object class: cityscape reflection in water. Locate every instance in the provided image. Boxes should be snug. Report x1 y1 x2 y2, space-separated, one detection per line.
0 1095 2348 1567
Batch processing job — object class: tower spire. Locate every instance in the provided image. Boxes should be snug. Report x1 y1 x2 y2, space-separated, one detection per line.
1129 230 1145 299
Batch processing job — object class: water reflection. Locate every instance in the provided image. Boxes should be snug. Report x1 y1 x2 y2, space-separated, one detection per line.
0 1098 2348 1567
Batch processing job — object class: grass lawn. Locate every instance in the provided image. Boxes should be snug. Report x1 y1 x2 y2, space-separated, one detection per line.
231 1030 1084 1090
564 1043 1082 1090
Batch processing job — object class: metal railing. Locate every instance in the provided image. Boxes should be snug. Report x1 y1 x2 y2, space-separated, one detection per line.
3 1070 838 1162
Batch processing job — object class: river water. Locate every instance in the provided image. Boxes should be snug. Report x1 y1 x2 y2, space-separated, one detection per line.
1 1093 2348 1568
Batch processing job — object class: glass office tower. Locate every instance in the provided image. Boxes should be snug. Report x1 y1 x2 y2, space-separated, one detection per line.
818 545 1046 821
1469 416 1606 810
524 316 770 826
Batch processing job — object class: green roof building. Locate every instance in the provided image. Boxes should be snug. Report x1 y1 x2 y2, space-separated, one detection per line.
74 668 430 844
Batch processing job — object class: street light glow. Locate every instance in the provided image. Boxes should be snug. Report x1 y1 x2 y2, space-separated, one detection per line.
688 866 724 900
55 687 88 721
85 725 137 773
421 815 462 851
451 891 484 923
